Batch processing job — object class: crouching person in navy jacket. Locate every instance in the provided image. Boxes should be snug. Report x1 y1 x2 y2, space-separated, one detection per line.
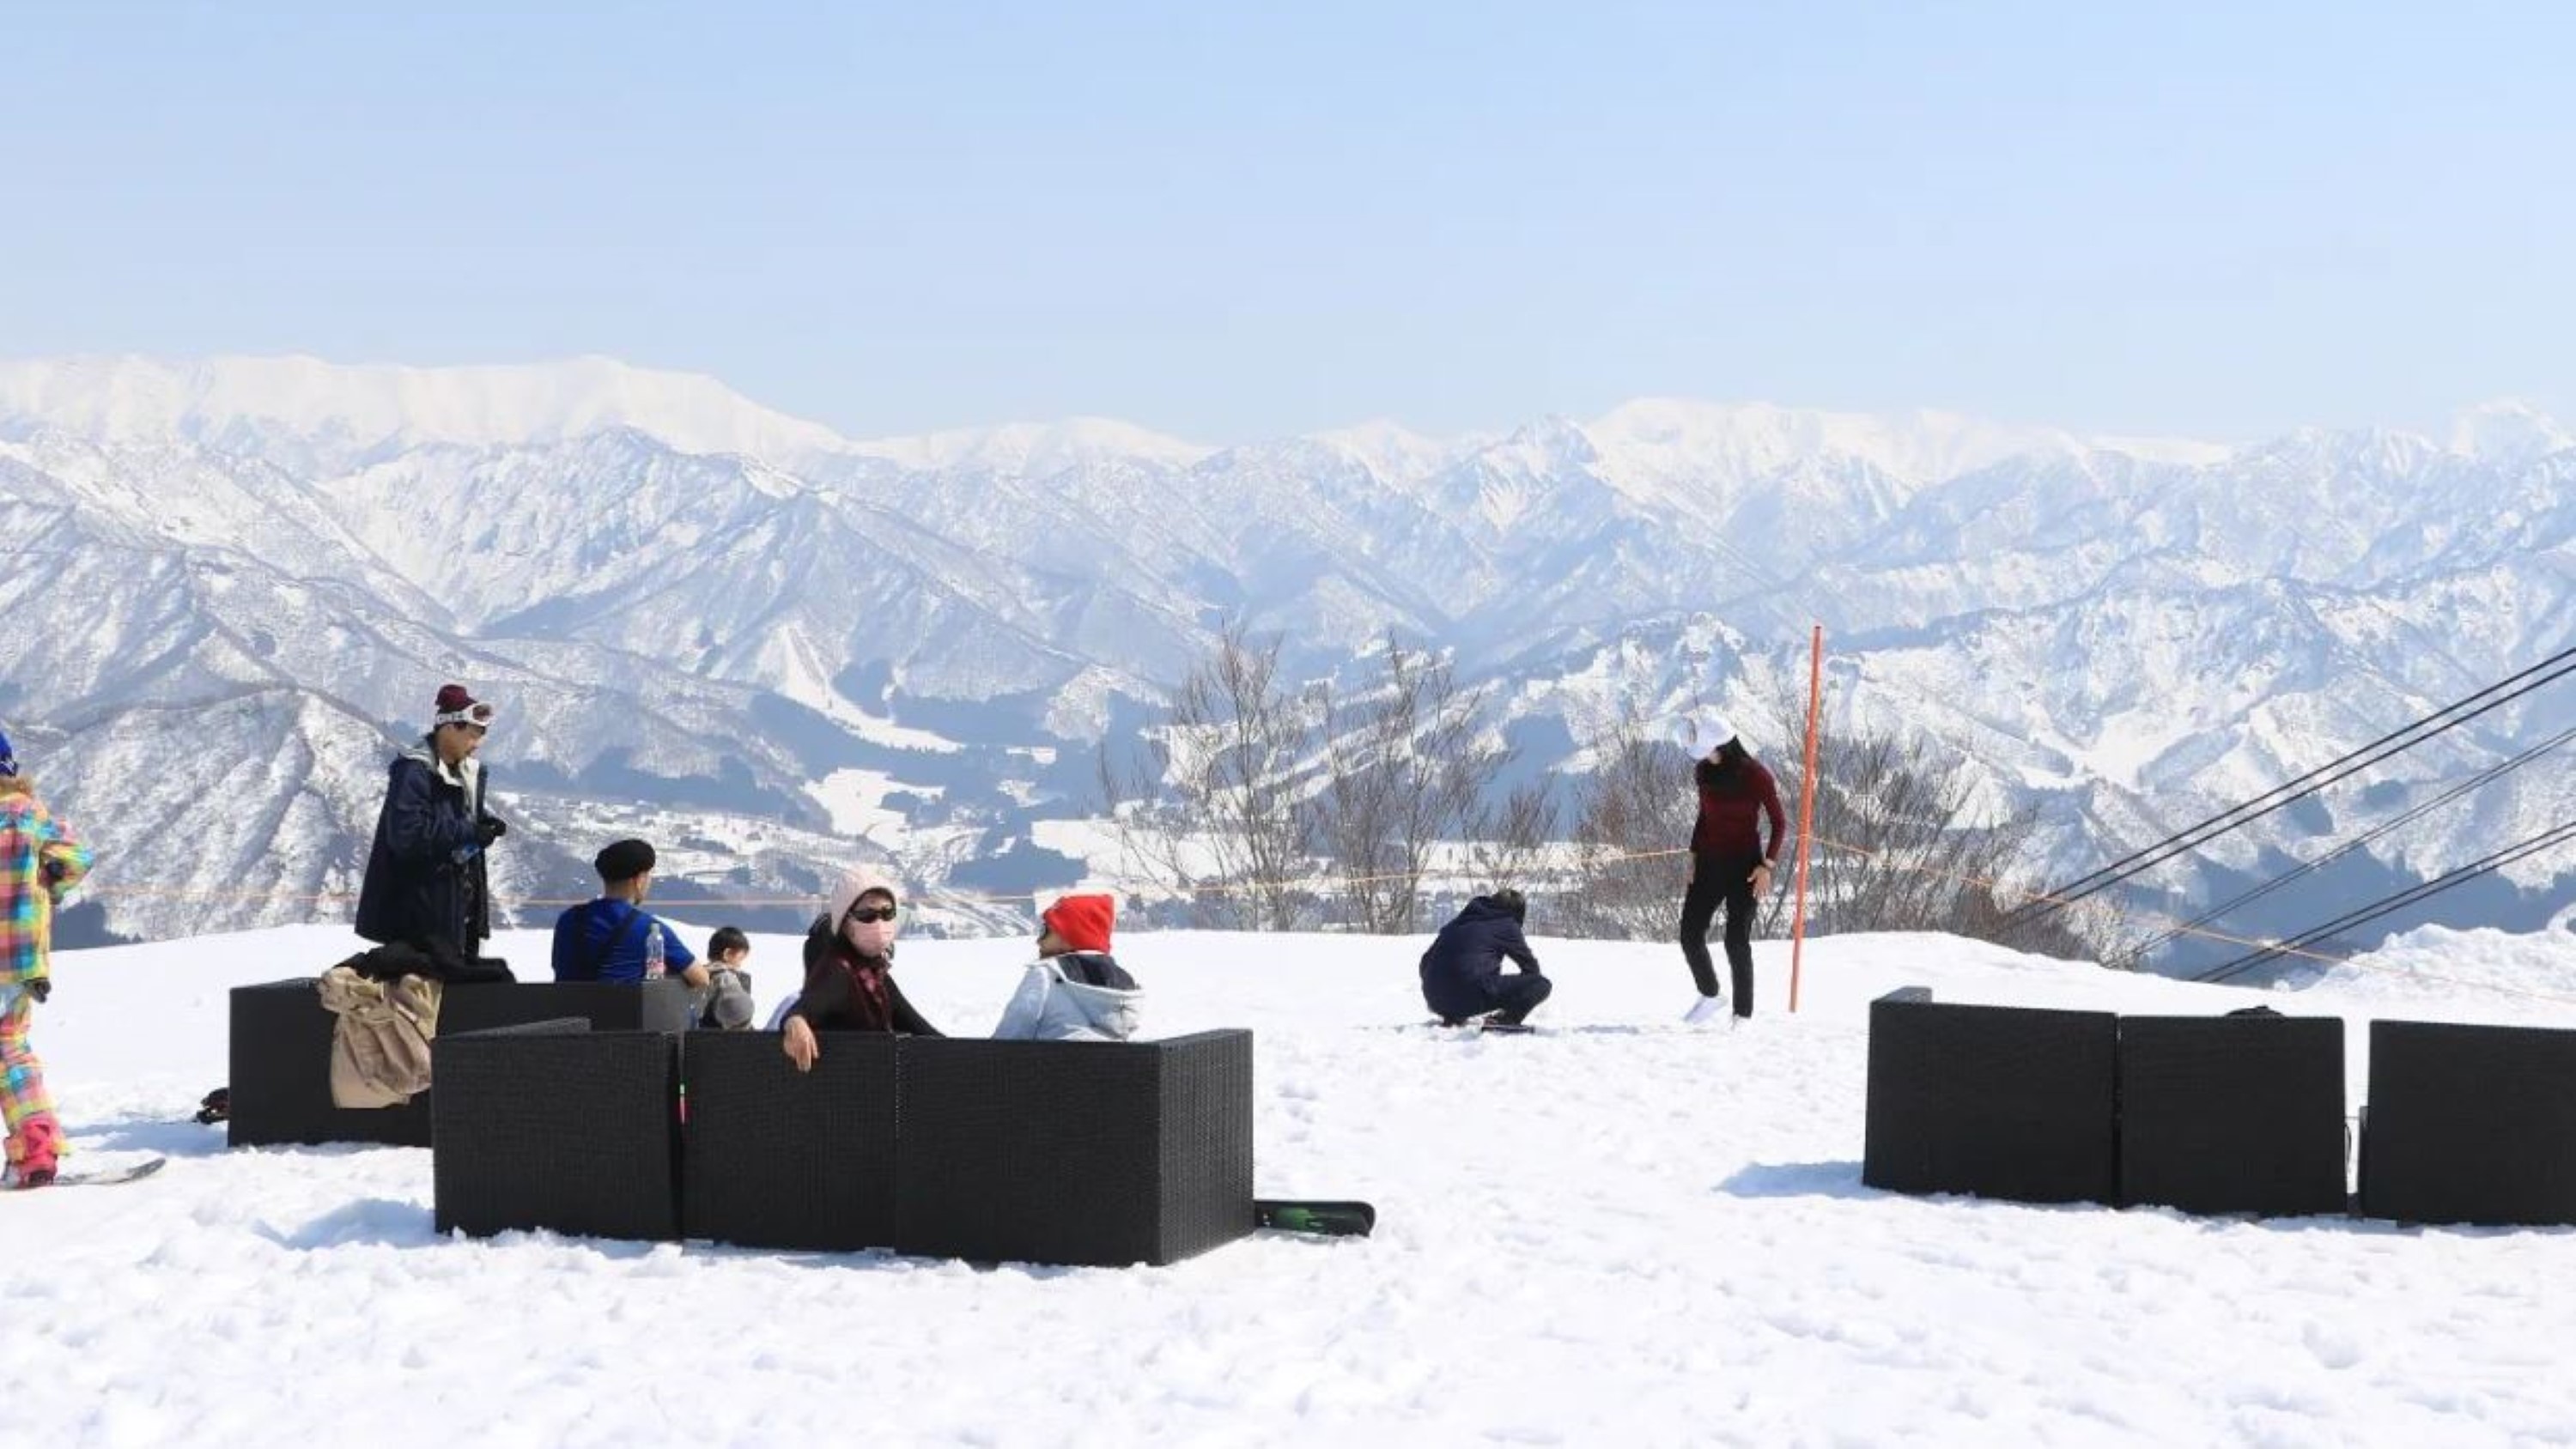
1419 888 1551 1028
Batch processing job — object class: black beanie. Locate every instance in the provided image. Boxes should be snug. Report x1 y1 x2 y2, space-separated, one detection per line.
594 838 656 883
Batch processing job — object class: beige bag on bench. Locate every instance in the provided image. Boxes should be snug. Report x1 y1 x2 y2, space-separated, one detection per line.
316 966 445 1108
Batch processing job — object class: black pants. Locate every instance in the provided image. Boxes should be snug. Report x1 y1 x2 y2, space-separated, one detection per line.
1486 972 1552 1026
1679 852 1757 1017
1436 972 1552 1026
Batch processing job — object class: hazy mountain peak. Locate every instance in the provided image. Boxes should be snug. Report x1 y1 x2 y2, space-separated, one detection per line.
2448 397 2573 465
0 353 854 464
849 416 1212 476
1583 397 2232 501
1307 419 1480 487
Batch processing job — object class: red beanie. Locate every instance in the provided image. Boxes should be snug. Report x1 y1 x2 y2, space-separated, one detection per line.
431 683 493 730
1041 894 1116 955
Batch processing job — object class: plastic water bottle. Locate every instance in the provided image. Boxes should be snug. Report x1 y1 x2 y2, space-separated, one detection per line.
643 916 666 980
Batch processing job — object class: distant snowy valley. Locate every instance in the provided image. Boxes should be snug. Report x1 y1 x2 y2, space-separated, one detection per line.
1 355 2567 972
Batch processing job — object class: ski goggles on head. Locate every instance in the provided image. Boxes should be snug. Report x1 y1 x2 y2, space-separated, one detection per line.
434 701 495 731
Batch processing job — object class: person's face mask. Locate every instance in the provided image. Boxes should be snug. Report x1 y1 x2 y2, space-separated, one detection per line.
841 900 899 955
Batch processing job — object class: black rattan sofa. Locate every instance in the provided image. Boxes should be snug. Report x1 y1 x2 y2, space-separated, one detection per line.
433 1026 1258 1268
1862 987 2349 1217
228 975 696 1148
1862 986 2122 1205
2360 1018 2576 1228
432 1018 682 1240
2116 1012 2347 1217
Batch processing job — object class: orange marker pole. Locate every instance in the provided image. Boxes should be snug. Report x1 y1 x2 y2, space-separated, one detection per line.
1788 624 1824 1013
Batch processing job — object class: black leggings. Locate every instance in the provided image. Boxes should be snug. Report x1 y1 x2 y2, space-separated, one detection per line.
1678 852 1758 1016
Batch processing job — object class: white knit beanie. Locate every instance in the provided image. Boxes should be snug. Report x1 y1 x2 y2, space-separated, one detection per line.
1673 712 1737 754
826 865 902 926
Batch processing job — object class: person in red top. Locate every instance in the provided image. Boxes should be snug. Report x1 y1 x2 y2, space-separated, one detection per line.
1676 712 1784 1026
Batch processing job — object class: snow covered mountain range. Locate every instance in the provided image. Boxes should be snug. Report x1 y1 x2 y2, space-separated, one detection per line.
2 355 2567 965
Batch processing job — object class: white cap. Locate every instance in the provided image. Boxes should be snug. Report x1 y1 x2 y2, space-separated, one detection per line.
1675 712 1737 754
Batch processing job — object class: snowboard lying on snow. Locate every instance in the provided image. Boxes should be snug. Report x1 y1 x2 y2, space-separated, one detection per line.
1425 1017 1537 1035
8 1156 166 1190
1255 1199 1377 1237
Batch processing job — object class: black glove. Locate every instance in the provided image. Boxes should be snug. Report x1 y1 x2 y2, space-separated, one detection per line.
28 978 50 1004
476 816 507 847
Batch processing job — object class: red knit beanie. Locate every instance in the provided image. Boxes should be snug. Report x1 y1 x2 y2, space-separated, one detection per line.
1041 894 1116 955
432 683 493 731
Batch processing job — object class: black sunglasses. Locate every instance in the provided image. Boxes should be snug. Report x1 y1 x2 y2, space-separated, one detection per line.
846 904 899 925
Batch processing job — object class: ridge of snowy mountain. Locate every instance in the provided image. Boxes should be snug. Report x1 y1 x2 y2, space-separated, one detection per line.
2449 397 2576 466
0 354 853 464
1307 418 1486 488
1 355 2567 955
848 415 1213 476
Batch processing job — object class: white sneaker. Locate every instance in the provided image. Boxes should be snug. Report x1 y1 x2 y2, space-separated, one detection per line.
1683 995 1728 1027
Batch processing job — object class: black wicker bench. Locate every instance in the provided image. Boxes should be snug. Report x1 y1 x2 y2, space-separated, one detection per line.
1862 986 2120 1205
680 1028 1256 1266
435 1028 1257 1266
2360 1018 2576 1227
681 1028 902 1254
432 1020 682 1241
228 975 696 1148
894 1032 1255 1267
2117 1014 2347 1216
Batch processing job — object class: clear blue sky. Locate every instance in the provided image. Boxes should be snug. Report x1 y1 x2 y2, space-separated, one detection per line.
4 1 2571 442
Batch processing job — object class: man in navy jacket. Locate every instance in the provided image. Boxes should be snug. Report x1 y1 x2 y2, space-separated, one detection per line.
1419 889 1552 1028
355 684 504 958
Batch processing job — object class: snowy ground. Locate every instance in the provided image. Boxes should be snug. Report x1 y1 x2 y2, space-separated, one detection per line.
15 911 2576 1446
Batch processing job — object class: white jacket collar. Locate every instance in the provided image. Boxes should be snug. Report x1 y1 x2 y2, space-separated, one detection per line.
402 743 481 795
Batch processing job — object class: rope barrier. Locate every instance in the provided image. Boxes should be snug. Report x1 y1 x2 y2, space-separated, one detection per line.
67 822 2576 1005
61 828 2354 967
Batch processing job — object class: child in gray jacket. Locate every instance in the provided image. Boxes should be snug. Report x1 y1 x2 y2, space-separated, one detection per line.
696 925 757 1030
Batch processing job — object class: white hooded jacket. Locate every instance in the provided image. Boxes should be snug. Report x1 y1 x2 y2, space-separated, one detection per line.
992 955 1144 1042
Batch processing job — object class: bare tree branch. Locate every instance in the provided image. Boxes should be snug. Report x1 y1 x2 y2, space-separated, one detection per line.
1309 634 1512 932
1560 706 1696 941
1101 620 1318 929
